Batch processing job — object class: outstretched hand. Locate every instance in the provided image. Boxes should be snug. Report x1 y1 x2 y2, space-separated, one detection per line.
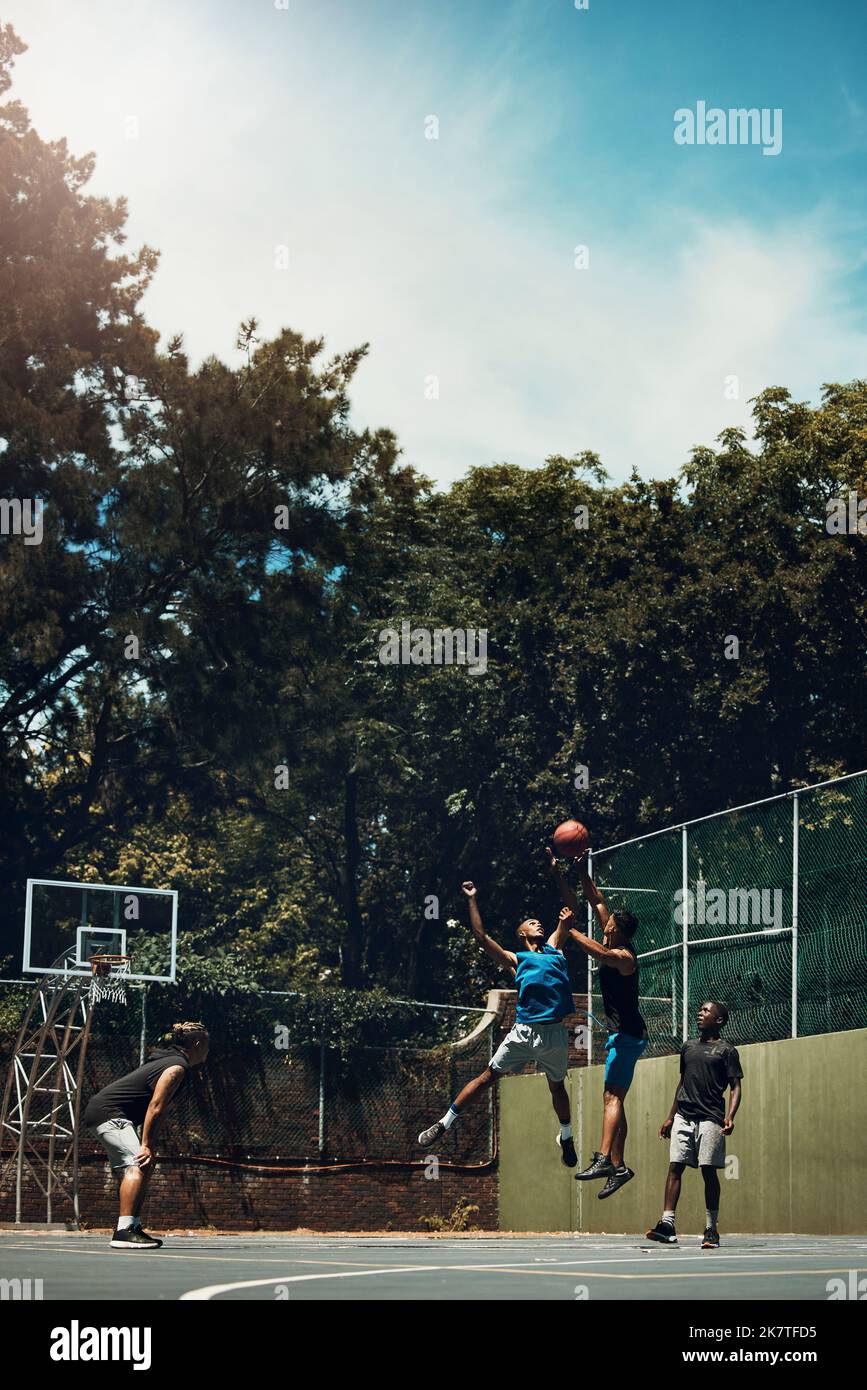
461 881 477 899
549 846 590 873
558 905 575 928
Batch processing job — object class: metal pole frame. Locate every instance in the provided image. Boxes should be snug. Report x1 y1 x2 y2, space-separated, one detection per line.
317 1038 326 1155
586 850 594 1066
1 969 93 1226
792 793 799 1039
45 984 83 1223
681 826 689 1043
14 983 67 1221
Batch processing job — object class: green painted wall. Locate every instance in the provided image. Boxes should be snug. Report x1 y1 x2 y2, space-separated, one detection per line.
499 1028 867 1233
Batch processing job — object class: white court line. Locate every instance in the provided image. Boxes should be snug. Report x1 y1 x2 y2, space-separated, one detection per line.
180 1265 445 1299
180 1256 859 1301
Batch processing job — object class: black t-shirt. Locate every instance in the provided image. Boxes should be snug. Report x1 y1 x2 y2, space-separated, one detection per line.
676 1037 743 1125
83 1047 190 1128
599 945 646 1040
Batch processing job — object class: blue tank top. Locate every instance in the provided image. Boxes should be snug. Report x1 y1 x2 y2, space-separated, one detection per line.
515 945 573 1024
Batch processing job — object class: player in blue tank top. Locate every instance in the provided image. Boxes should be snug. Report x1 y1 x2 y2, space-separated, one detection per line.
418 878 579 1168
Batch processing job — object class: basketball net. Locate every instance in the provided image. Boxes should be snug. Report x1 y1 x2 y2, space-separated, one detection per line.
88 955 130 1006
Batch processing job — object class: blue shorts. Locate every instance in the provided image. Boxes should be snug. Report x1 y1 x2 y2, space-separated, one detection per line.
603 1031 647 1090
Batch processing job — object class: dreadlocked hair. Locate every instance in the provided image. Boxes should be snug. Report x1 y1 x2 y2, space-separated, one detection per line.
162 1021 209 1048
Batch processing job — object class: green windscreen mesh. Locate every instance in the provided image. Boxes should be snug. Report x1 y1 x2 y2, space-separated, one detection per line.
587 775 867 1058
587 830 682 1060
798 777 867 1038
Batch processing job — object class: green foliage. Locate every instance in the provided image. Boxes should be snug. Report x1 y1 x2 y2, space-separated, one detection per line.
275 987 431 1056
419 1197 481 1233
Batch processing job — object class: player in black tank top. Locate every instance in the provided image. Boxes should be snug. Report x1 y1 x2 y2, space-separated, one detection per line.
551 848 646 1197
597 942 646 1040
83 1021 210 1250
83 1047 192 1129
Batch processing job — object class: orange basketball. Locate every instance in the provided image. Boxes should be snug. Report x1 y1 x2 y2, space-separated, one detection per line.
552 819 589 858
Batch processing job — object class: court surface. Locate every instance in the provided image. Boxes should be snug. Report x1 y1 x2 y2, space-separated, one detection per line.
1 1232 864 1300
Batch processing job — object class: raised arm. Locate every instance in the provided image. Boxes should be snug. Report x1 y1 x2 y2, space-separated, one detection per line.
547 904 575 950
575 853 612 934
137 1064 186 1169
568 927 636 974
462 882 517 976
546 847 581 915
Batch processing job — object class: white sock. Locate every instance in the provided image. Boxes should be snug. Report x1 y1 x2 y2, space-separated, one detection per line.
706 1209 718 1230
117 1216 135 1231
559 1123 572 1141
440 1105 459 1131
662 1210 676 1226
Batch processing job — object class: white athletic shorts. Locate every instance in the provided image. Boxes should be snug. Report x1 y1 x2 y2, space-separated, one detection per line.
92 1117 143 1170
670 1111 726 1169
490 1021 569 1083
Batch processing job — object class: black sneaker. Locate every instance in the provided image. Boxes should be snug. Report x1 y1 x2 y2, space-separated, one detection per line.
645 1220 678 1245
417 1120 446 1148
701 1227 720 1249
598 1165 634 1199
111 1227 163 1250
556 1133 578 1168
574 1151 615 1181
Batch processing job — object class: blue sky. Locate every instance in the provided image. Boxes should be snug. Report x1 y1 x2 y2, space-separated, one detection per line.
6 0 867 484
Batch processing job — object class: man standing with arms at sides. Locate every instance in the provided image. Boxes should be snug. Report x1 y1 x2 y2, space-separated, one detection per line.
418 880 578 1168
646 1000 743 1248
550 848 647 1198
83 1021 210 1250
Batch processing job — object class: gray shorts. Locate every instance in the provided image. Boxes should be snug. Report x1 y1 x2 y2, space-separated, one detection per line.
670 1112 726 1169
490 1021 569 1083
91 1117 142 1170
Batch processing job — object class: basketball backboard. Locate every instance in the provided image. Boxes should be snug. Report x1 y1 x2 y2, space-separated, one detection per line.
23 880 177 983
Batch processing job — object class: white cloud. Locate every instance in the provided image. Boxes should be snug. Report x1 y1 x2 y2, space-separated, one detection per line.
7 1 866 486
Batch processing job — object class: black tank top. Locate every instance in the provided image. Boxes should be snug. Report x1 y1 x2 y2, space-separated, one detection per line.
83 1047 190 1127
599 948 646 1039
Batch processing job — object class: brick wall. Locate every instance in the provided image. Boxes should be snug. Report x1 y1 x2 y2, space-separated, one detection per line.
2 1156 498 1233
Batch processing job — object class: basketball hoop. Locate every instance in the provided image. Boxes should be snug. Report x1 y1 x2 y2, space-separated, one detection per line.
88 954 131 1005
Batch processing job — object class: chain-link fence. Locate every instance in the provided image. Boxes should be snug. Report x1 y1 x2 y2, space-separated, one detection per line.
3 770 864 1171
586 770 867 1059
0 991 497 1169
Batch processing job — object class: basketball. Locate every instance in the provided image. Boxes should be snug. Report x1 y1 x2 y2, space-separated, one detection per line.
552 819 589 857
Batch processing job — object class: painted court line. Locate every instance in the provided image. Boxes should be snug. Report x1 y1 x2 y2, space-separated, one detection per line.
179 1265 445 1299
179 1261 857 1300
